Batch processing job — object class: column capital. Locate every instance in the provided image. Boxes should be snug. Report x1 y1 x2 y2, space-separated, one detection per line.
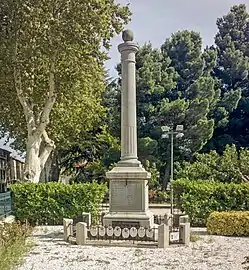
118 42 139 54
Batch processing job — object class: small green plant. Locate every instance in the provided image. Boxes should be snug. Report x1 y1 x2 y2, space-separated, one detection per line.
144 160 160 189
0 221 33 270
205 237 215 243
134 248 143 257
190 233 202 242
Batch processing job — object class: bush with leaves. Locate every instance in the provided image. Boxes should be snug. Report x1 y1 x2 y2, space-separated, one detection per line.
176 144 249 183
144 160 160 189
173 179 249 226
10 182 107 225
148 189 169 203
207 211 249 236
59 126 120 183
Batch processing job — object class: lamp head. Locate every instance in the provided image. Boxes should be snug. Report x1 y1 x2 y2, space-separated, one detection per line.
161 126 170 132
176 125 184 132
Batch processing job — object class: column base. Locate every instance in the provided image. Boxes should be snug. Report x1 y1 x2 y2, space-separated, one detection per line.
104 161 154 228
103 210 154 228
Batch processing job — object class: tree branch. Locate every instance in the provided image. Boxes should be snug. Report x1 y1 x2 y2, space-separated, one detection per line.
36 54 57 136
39 130 55 169
13 32 35 134
14 69 36 133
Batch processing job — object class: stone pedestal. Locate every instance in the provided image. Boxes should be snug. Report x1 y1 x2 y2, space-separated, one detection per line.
103 166 154 228
103 29 154 228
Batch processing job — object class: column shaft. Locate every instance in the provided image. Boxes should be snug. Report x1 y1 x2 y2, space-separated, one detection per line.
118 43 138 164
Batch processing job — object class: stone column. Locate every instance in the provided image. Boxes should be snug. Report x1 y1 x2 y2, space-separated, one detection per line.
103 30 154 228
118 30 140 167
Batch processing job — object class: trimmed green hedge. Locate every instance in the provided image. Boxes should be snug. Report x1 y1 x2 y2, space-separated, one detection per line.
207 211 249 236
173 179 249 226
10 182 107 225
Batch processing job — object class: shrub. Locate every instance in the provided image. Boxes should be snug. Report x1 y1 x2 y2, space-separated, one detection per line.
149 189 169 203
175 145 249 183
173 179 249 226
0 221 33 270
10 182 107 225
207 211 249 236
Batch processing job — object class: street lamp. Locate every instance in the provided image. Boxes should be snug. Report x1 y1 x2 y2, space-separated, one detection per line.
161 125 184 215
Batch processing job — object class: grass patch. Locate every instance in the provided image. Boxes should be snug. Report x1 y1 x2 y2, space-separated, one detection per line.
0 221 33 270
190 233 203 242
205 237 215 243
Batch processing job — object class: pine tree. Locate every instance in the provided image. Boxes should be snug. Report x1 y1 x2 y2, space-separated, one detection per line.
108 31 221 189
206 4 249 152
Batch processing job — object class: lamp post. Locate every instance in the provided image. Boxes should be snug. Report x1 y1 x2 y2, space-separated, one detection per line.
161 125 184 215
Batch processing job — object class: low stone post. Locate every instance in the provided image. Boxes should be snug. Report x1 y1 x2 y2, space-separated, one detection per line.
158 224 169 248
164 213 173 227
82 212 91 227
63 218 73 242
76 222 87 245
179 222 190 245
179 215 189 224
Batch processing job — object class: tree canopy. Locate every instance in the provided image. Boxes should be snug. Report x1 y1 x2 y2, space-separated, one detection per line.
106 30 224 188
205 4 249 152
176 144 249 183
0 0 130 182
105 4 249 186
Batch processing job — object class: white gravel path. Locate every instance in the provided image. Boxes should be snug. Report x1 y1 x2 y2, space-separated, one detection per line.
17 226 249 270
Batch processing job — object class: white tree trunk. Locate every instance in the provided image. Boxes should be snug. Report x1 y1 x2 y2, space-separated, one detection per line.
14 54 57 183
24 132 55 183
24 135 41 183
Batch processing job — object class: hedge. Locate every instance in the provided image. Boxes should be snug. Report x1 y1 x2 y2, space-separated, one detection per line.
207 211 249 236
10 182 107 225
173 179 249 226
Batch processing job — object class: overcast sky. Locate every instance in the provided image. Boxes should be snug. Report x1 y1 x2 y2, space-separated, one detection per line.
106 0 249 77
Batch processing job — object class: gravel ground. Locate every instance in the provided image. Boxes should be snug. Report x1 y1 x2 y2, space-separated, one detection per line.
16 226 249 270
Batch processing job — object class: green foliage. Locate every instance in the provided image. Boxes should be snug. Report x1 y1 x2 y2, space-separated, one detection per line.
0 221 33 270
0 0 130 151
59 125 120 183
207 211 249 236
10 182 107 225
206 4 249 152
176 144 249 183
148 189 169 203
144 160 160 189
173 179 249 226
190 233 202 242
108 31 221 189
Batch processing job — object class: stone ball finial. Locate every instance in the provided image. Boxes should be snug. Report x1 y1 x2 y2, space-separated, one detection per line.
122 29 134 42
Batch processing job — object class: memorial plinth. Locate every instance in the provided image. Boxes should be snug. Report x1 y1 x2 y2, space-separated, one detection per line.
103 30 154 228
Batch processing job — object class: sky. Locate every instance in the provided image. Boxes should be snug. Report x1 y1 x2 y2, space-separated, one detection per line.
106 0 249 78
